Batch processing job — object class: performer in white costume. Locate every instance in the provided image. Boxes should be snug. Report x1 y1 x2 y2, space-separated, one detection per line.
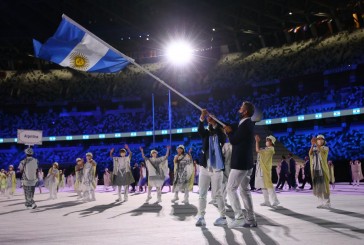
110 145 134 202
140 146 170 203
82 153 97 202
45 162 60 200
171 145 194 204
254 135 280 207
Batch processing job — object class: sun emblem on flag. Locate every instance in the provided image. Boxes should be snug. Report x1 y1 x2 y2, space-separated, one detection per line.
70 52 89 70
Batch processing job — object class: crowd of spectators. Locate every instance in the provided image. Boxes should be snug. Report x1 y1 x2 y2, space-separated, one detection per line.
1 83 363 138
208 29 364 86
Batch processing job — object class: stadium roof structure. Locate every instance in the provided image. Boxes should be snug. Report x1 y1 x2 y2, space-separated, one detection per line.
0 0 361 65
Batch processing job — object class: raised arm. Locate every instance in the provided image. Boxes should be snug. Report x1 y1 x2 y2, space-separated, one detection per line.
255 135 261 153
109 148 114 158
309 137 316 156
198 109 209 137
140 146 146 159
165 146 171 158
188 148 193 157
125 144 132 159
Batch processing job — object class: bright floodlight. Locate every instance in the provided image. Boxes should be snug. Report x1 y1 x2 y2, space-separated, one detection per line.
166 41 193 65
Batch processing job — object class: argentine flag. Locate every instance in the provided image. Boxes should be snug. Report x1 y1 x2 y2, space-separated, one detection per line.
33 15 129 73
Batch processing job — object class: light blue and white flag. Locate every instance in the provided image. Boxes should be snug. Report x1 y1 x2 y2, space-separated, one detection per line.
33 15 130 73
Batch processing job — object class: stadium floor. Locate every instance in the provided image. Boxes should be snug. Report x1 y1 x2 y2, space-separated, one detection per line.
1 183 363 245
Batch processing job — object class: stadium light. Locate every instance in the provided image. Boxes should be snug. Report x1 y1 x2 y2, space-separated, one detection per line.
166 40 193 65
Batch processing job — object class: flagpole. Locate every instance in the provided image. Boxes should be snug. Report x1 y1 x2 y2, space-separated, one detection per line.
168 90 172 147
62 14 226 127
152 93 155 146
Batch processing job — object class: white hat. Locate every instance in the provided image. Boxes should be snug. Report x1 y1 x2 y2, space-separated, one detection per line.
25 147 33 155
9 165 14 169
86 152 93 157
316 134 326 145
266 135 276 145
177 145 185 151
53 162 59 167
150 149 158 155
317 134 325 140
76 158 82 163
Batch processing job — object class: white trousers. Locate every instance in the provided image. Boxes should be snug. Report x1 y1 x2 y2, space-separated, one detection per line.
6 188 14 197
262 188 279 204
148 186 162 200
174 189 189 201
117 185 129 199
198 167 225 217
49 182 57 199
227 168 255 221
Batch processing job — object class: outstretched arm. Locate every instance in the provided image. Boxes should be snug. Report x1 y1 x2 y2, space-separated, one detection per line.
165 146 171 158
255 135 260 153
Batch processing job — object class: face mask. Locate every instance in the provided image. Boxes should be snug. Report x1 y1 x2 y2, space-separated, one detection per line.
237 111 243 120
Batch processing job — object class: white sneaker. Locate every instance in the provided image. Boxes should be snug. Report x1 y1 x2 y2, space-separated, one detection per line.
157 198 162 203
260 202 271 207
195 217 206 227
321 203 331 209
229 219 257 228
145 196 152 203
171 197 179 203
31 203 37 209
115 198 122 202
272 201 280 207
182 199 189 204
228 219 245 228
213 217 227 226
